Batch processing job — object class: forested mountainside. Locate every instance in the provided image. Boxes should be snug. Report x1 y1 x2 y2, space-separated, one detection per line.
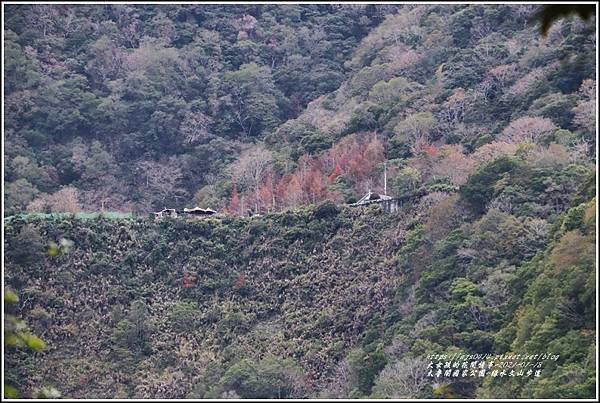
3 3 597 400
3 4 596 215
4 171 596 398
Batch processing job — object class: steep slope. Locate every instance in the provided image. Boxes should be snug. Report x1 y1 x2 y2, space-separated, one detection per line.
4 5 596 216
479 196 596 398
3 4 396 214
5 200 429 398
3 3 596 400
5 163 595 399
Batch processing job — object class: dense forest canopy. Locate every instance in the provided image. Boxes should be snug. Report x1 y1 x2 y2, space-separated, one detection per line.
4 4 393 214
4 4 595 215
3 3 597 400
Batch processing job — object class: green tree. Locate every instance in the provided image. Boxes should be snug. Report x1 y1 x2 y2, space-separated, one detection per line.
3 30 41 93
392 112 438 155
460 156 518 215
169 302 201 333
219 63 283 138
113 300 154 356
206 355 307 398
4 179 39 215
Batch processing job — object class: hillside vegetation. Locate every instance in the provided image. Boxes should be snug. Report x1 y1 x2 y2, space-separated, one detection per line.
5 200 423 398
4 4 596 215
3 3 597 400
4 165 596 398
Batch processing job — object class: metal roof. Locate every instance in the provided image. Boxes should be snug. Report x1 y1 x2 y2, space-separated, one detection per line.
184 206 217 214
349 191 392 206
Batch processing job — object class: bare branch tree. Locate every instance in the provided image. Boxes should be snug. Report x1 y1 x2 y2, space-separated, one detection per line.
372 357 430 398
228 145 274 214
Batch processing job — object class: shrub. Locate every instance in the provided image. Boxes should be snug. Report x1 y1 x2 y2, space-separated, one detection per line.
169 301 201 333
460 155 518 214
207 356 307 399
313 201 340 220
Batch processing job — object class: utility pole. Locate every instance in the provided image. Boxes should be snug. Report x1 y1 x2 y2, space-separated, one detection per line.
384 160 387 196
